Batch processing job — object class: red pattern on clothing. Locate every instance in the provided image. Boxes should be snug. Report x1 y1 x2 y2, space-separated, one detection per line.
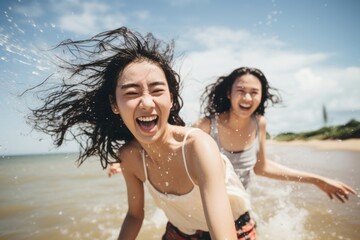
162 212 256 240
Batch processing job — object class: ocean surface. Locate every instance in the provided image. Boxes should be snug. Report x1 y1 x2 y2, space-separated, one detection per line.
1 144 359 240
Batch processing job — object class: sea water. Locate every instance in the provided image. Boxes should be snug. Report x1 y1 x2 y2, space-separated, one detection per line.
0 144 359 240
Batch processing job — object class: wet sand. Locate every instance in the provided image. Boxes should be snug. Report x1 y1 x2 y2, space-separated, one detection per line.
268 138 360 152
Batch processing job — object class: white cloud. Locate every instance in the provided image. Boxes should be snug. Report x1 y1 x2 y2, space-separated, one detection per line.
191 27 252 49
55 1 127 35
177 26 360 133
13 2 44 18
295 68 324 91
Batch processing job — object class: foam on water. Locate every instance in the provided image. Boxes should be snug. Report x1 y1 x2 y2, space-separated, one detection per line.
248 177 314 240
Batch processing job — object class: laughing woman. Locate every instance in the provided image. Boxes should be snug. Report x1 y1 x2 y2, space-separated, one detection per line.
26 27 256 240
193 67 356 202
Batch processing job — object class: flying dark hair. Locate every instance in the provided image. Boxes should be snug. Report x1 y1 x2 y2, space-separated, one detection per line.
25 27 185 169
200 67 281 117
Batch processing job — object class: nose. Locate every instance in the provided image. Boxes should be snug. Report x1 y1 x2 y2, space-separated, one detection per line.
139 94 155 109
243 92 252 101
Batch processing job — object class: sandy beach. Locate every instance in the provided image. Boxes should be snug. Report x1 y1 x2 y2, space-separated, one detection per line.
268 138 360 152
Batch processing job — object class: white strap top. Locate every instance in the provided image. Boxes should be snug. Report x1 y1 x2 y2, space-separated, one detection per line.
142 128 251 234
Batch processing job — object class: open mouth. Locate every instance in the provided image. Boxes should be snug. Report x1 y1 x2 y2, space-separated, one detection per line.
239 104 251 111
136 115 158 131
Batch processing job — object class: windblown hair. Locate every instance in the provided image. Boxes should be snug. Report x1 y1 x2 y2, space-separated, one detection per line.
200 67 281 117
26 27 185 169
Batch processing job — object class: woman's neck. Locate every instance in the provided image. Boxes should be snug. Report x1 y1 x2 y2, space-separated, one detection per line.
222 111 253 130
140 125 181 163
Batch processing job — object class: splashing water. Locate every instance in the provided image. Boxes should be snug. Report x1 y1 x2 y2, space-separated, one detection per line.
248 179 313 240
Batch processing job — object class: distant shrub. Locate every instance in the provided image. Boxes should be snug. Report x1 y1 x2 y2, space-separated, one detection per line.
273 119 360 141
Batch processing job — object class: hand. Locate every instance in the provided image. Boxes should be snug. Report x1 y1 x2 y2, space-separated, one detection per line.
108 162 122 177
316 177 357 203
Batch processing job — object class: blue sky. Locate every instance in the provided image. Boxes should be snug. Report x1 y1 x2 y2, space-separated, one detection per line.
1 0 359 155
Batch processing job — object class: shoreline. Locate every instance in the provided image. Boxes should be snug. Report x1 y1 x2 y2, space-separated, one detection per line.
268 138 360 152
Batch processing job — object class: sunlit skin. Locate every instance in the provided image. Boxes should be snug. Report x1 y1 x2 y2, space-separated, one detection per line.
219 74 263 151
109 69 357 204
229 74 262 120
110 60 239 240
193 73 357 203
113 60 173 145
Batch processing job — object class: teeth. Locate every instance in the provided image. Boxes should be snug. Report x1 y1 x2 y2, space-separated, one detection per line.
240 104 251 108
137 116 157 122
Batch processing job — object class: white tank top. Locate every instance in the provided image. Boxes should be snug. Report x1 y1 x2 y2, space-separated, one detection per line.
142 128 251 234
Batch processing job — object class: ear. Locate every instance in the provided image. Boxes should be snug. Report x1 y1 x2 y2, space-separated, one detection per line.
170 94 173 110
109 95 119 114
227 90 231 100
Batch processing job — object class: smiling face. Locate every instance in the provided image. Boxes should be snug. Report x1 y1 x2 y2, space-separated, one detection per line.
112 60 172 144
228 73 262 118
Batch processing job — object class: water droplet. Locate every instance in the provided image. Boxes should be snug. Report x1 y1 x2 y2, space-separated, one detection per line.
165 182 169 186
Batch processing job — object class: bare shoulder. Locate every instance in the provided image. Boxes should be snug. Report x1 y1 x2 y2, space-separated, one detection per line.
192 117 211 134
256 115 267 129
118 140 143 169
184 128 224 181
118 140 141 156
185 128 219 157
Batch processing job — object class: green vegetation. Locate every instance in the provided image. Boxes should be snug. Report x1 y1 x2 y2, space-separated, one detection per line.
273 119 360 141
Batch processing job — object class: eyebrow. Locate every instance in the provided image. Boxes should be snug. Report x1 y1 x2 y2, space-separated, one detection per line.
120 81 167 89
235 86 260 91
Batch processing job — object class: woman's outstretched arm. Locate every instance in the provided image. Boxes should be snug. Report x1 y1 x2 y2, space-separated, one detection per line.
254 116 357 203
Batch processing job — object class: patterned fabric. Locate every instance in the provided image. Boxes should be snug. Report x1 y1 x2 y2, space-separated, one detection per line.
162 222 210 240
162 212 256 240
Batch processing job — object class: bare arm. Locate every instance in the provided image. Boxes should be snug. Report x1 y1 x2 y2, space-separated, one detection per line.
117 149 145 240
254 117 357 203
188 130 237 240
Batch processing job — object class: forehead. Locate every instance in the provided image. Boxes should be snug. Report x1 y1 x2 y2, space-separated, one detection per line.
233 73 261 88
118 60 167 85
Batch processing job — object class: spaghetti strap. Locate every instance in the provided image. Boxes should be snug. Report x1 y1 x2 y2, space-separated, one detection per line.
141 150 148 180
182 128 200 186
